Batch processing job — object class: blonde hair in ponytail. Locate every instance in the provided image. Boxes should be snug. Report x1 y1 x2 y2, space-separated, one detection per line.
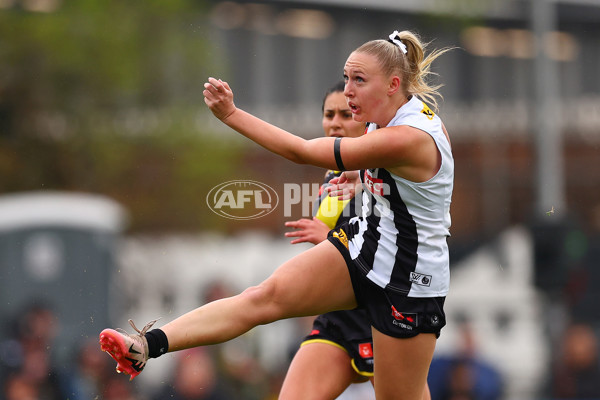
354 30 453 112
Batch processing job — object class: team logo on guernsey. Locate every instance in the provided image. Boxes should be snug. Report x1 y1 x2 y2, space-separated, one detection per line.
358 343 373 358
410 272 432 287
421 103 435 120
332 228 349 249
207 180 279 220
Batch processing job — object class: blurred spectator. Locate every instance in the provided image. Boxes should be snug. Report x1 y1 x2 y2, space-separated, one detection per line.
545 323 600 399
152 348 234 400
428 318 503 400
60 338 113 400
103 377 140 400
16 302 59 352
3 372 40 400
1 301 141 400
201 279 236 304
0 302 64 400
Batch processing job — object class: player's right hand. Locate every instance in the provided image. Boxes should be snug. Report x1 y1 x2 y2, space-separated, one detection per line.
203 77 237 121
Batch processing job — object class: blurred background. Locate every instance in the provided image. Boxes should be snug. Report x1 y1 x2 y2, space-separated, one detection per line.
1 0 600 399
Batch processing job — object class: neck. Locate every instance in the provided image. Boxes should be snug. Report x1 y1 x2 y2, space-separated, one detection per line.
378 96 410 128
398 95 411 108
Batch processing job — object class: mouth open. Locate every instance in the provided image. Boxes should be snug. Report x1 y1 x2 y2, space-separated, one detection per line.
348 102 359 114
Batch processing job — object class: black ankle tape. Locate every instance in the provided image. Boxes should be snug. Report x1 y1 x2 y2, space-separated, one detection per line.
145 329 169 358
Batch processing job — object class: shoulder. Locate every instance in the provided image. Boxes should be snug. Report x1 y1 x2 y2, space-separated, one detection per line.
386 97 447 147
393 97 439 126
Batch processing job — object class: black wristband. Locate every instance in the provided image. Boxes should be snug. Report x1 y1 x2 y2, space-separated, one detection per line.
334 137 346 171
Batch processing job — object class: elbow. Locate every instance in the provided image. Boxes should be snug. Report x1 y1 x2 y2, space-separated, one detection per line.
284 142 311 165
286 152 308 165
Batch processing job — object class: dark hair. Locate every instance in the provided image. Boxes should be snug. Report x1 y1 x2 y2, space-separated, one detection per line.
321 81 346 112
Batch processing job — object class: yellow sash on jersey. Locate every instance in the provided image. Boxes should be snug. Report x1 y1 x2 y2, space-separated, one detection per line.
315 194 350 229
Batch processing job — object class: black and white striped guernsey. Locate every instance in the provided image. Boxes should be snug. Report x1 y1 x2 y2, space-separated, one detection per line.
345 96 453 298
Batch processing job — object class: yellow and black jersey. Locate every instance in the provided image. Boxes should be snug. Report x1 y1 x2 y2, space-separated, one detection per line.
314 170 356 229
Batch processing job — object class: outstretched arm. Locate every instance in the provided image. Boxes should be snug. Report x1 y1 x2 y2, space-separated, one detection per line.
204 77 339 169
203 78 439 179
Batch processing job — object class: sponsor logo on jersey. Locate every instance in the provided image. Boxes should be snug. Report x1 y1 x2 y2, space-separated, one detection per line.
410 272 432 287
421 103 435 120
364 170 385 196
332 228 349 249
358 343 373 358
206 180 279 220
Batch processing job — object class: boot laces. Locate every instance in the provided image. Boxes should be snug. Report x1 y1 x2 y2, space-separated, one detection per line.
128 318 159 336
115 318 159 337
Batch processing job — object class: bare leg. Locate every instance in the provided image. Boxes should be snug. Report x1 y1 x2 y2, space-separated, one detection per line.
422 381 431 400
371 328 436 400
160 241 357 351
279 342 368 400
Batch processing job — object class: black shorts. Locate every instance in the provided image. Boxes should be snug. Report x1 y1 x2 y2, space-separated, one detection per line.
301 309 374 376
327 232 446 339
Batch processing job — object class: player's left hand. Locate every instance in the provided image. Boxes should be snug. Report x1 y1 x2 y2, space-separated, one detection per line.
203 77 236 121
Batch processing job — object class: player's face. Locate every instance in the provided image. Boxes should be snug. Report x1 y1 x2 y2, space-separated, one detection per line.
322 91 364 138
343 51 389 125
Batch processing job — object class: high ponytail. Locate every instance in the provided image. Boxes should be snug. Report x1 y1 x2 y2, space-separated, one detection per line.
354 30 453 112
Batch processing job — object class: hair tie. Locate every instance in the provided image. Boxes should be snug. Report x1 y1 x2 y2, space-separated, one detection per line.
388 30 407 54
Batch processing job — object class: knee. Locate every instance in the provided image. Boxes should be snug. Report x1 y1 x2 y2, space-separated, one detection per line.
239 280 282 324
